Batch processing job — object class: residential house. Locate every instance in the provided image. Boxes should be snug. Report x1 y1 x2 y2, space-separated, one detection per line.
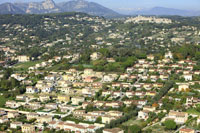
37 115 52 123
48 121 58 129
104 101 123 108
5 101 20 109
71 97 85 105
123 100 138 107
165 51 173 59
106 111 123 117
7 111 19 119
39 95 50 102
26 113 39 120
10 122 22 129
0 110 6 116
40 85 54 93
73 110 86 118
167 110 188 124
126 67 134 73
21 124 35 133
102 115 117 124
62 75 76 82
143 106 156 112
183 74 193 81
178 83 189 91
102 74 118 83
26 86 38 94
147 55 155 60
57 95 70 103
44 75 57 81
90 52 101 61
103 128 124 133
59 87 71 94
0 116 8 123
138 110 150 120
45 103 58 110
59 105 76 112
146 91 156 97
179 128 195 133
186 97 199 107
84 114 98 122
125 91 135 98
27 102 42 110
16 95 27 101
17 55 30 62
94 101 105 108
112 91 123 98
102 90 112 97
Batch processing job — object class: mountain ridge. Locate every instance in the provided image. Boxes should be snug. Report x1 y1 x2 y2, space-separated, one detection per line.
0 1 199 17
0 3 25 14
0 0 120 17
132 7 199 16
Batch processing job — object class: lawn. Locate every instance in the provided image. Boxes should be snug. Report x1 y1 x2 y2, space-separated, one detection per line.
14 60 43 71
45 63 65 71
144 123 172 133
187 108 200 115
122 118 146 127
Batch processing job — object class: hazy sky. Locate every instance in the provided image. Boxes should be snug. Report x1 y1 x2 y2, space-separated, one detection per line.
1 0 200 11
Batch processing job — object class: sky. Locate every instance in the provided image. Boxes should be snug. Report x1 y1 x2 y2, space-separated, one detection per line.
1 0 200 12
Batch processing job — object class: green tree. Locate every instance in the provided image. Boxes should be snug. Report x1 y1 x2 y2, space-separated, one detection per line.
95 117 102 123
128 125 141 133
195 52 200 61
164 120 176 130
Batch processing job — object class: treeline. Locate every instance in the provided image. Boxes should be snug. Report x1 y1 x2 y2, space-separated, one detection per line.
77 47 147 72
0 68 25 98
153 81 174 102
171 44 200 61
96 109 139 133
0 12 90 26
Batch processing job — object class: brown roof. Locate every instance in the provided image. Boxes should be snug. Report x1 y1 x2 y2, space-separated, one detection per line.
180 128 194 132
103 128 123 133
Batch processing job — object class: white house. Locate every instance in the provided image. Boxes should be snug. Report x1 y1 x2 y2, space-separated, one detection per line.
138 110 150 120
167 110 188 124
102 74 118 82
26 86 38 94
41 85 54 93
90 52 101 61
0 116 8 123
71 97 85 105
183 74 193 81
10 122 22 129
165 51 173 59
44 75 57 81
178 84 189 91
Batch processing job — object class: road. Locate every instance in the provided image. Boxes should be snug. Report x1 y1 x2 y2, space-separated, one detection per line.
174 125 185 133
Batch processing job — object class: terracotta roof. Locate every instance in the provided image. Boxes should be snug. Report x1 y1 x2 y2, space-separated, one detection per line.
180 128 194 132
103 128 123 133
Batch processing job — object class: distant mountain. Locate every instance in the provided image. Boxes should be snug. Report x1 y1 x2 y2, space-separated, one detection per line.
0 3 25 14
25 0 60 14
0 0 120 17
58 0 120 17
132 7 198 16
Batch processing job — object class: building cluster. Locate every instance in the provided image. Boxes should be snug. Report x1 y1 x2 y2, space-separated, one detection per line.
125 16 172 24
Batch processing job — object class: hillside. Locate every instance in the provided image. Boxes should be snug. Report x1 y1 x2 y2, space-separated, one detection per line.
0 13 200 59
